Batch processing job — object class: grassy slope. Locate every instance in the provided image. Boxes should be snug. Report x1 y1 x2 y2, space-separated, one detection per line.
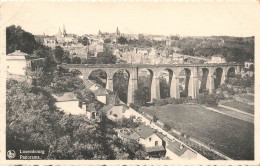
220 100 254 114
141 104 254 160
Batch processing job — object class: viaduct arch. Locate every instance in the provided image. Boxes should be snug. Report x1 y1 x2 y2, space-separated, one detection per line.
61 63 242 105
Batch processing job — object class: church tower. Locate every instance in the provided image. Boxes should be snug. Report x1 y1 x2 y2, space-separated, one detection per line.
63 24 67 36
59 27 62 35
116 27 120 36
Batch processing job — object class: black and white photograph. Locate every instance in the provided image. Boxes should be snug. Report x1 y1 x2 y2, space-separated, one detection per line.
1 1 259 163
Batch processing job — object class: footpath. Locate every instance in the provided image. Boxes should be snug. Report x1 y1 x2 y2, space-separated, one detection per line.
202 105 254 124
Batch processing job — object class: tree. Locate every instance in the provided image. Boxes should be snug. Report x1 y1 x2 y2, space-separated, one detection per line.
54 46 64 63
82 37 90 46
82 57 96 64
104 38 111 43
113 70 129 103
96 52 116 64
134 81 150 106
72 57 81 64
6 25 37 54
117 36 128 45
159 78 169 99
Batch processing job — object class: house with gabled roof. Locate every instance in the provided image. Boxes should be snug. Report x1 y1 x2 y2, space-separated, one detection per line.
52 92 85 115
100 104 130 120
208 54 226 64
132 124 166 157
7 50 29 76
165 140 197 159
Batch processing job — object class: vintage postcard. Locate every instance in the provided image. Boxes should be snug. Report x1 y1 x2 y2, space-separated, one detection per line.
0 1 259 165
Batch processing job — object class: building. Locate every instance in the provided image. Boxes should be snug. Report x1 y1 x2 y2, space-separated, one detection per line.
26 57 45 71
85 103 102 122
43 37 57 48
6 50 28 76
208 54 226 63
165 140 197 159
95 44 104 57
52 92 85 115
133 124 166 157
89 84 111 104
244 59 254 70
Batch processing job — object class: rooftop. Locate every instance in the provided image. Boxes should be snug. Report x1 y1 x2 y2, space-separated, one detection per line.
212 54 224 58
99 104 113 113
145 145 165 153
52 92 77 102
166 141 188 157
7 50 29 56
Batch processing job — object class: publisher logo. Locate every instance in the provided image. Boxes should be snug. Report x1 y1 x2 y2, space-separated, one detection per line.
7 150 16 159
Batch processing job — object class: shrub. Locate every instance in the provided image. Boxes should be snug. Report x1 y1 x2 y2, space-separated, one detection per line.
227 87 235 95
129 103 140 111
167 97 177 104
163 123 171 131
161 99 168 105
195 93 218 106
153 115 158 122
155 100 164 106
215 93 225 100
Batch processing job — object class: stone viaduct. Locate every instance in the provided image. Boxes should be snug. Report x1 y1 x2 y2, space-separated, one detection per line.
61 63 242 105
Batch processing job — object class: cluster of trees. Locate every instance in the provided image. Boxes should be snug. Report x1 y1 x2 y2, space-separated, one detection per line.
128 39 166 49
78 37 90 46
113 70 129 103
117 36 128 45
170 36 254 63
50 67 84 94
225 74 254 88
6 80 147 159
7 25 37 54
151 97 191 106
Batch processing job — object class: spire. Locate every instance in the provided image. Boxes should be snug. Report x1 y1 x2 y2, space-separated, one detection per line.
63 24 66 36
59 27 62 35
116 27 120 36
98 29 102 35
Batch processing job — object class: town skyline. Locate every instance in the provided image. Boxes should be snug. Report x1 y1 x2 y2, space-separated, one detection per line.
2 2 260 37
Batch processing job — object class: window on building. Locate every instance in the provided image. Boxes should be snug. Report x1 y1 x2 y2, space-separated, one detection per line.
149 137 152 142
155 141 158 146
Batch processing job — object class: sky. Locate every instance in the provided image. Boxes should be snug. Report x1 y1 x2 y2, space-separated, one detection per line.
1 1 260 36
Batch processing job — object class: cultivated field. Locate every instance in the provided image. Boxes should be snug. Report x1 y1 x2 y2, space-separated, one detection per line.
141 104 254 160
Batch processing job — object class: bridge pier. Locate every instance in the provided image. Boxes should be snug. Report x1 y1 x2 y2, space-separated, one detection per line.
191 76 199 99
170 76 180 99
151 75 160 101
127 67 138 105
207 74 215 94
221 74 227 85
106 77 113 91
